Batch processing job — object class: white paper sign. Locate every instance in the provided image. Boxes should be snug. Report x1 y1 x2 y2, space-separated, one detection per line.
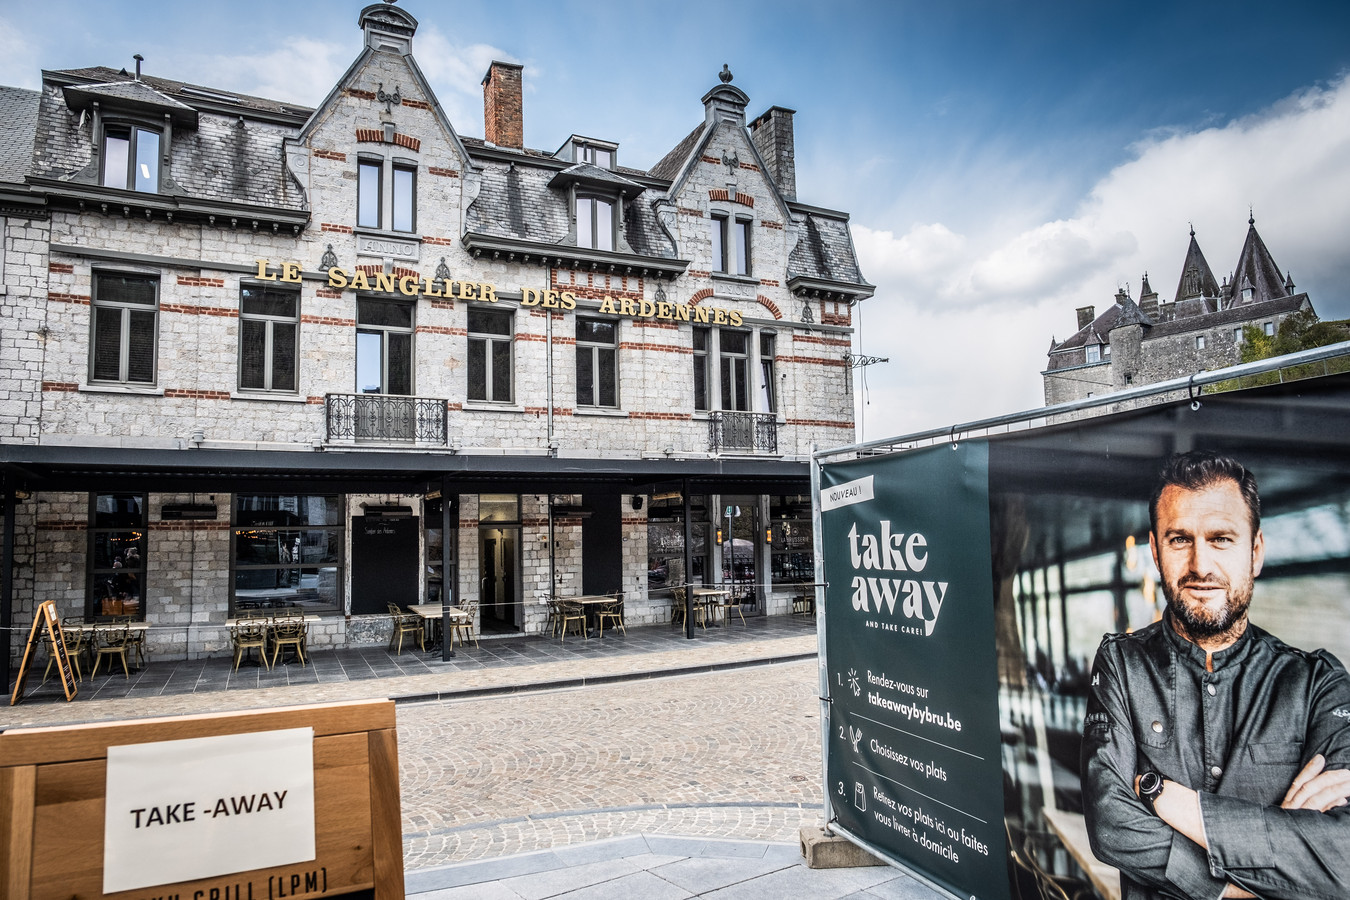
103 727 316 893
820 475 874 511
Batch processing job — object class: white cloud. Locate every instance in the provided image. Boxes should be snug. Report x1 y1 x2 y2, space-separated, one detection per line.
409 28 525 139
852 73 1350 440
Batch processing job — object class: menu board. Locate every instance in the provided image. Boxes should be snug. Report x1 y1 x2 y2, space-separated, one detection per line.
819 443 1009 900
10 600 77 705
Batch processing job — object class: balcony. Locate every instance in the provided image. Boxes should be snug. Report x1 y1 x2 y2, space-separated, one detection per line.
325 393 447 444
708 411 778 454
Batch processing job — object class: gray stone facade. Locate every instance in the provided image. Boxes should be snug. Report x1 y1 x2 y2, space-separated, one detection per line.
1043 221 1313 408
0 3 871 663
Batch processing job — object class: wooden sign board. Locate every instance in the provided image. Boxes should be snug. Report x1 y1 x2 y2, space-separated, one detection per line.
0 699 404 900
9 601 76 706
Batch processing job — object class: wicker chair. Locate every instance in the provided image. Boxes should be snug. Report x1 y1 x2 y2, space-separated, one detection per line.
388 603 425 654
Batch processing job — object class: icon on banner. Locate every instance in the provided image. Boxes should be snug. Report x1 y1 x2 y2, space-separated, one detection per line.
853 782 866 812
848 668 860 697
849 726 863 753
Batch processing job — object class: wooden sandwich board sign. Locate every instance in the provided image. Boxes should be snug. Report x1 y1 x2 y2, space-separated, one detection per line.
9 600 76 706
0 699 404 900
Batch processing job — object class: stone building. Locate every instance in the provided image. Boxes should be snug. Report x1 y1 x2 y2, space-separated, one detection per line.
1042 217 1314 406
0 3 872 667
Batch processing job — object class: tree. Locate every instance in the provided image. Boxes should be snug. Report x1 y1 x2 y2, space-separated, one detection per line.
1239 310 1349 364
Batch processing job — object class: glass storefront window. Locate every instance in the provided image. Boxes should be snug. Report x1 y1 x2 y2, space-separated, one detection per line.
770 494 814 585
231 495 343 614
647 494 709 594
89 493 146 619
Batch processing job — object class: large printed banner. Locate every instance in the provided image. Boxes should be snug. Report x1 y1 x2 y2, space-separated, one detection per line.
820 442 1010 900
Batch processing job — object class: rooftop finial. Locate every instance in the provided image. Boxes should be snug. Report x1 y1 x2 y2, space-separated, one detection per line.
1248 206 1255 226
133 53 143 80
1188 221 1194 237
719 64 733 84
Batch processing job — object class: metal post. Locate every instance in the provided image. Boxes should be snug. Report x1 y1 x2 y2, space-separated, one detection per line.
682 479 693 640
440 477 455 661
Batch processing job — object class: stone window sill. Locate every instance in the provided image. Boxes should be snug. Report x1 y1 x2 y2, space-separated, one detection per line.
463 401 525 413
574 407 626 418
79 383 165 397
231 392 309 403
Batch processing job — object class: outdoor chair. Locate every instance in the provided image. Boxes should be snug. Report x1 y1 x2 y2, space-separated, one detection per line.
230 616 270 671
269 613 308 667
119 615 147 667
558 600 588 642
91 622 132 678
44 623 86 683
720 589 746 627
541 595 561 637
451 600 479 648
388 603 425 654
595 591 626 636
670 587 707 630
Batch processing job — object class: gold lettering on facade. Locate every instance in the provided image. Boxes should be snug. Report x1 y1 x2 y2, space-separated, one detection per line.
521 288 542 307
281 262 302 283
328 268 349 289
560 291 577 310
374 272 397 293
479 283 498 303
398 275 419 296
255 259 277 281
422 277 444 298
349 269 370 291
598 297 617 315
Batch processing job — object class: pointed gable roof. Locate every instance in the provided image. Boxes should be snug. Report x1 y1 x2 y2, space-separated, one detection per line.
1173 227 1221 302
1230 214 1288 305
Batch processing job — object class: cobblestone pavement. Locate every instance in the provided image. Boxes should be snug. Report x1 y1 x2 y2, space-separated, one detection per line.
398 659 826 870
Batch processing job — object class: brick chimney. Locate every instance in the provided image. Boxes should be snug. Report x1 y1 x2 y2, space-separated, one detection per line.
1076 306 1095 330
749 106 796 201
482 61 523 149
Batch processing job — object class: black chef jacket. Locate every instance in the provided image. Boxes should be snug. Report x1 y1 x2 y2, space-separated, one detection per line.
1080 616 1350 900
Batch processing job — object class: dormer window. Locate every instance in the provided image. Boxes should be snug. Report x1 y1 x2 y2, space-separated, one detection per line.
102 125 160 192
357 155 417 233
580 144 612 169
1085 343 1100 364
576 195 615 251
712 214 750 275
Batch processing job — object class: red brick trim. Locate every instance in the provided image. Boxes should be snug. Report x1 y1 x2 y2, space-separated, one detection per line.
689 288 714 305
686 269 711 279
793 334 851 348
301 315 356 326
786 417 854 428
552 271 644 300
447 401 463 411
306 396 325 404
628 412 694 421
345 88 376 101
162 303 236 318
393 132 420 152
316 288 343 299
37 520 86 531
428 167 459 178
739 162 761 172
632 320 679 330
151 520 229 532
708 189 755 207
677 206 705 218
48 262 74 274
48 292 90 304
176 276 225 288
780 355 848 368
356 128 383 143
757 295 783 320
321 223 354 234
415 325 465 336
402 98 432 110
759 221 783 230
524 406 574 417
758 278 781 287
165 389 231 400
42 381 78 392
701 155 722 165
619 342 690 354
313 149 347 162
430 298 456 309
423 236 455 245
821 311 852 326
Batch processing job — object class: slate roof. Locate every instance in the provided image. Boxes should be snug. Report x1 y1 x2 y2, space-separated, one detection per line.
1145 293 1308 340
649 124 705 182
1229 217 1287 306
788 212 864 286
48 67 313 118
1051 295 1155 353
0 86 39 184
1173 230 1222 301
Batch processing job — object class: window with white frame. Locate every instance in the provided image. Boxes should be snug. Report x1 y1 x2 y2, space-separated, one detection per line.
719 330 751 411
576 317 618 407
1264 321 1275 336
710 214 750 275
1085 344 1100 363
468 308 513 402
1196 335 1206 350
91 272 158 384
357 157 417 232
102 124 160 192
239 285 299 393
578 143 613 169
576 194 615 251
759 332 777 414
356 298 414 395
693 326 710 412
1234 327 1243 343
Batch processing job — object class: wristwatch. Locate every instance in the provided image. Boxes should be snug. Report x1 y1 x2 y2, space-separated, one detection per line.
1138 771 1166 815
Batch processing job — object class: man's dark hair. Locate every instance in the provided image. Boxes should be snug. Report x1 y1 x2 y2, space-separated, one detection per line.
1149 450 1261 535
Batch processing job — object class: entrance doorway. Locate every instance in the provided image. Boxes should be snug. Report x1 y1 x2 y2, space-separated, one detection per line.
478 494 521 634
720 495 761 614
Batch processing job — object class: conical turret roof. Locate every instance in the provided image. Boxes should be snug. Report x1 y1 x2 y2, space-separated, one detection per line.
1173 227 1221 302
1230 214 1288 305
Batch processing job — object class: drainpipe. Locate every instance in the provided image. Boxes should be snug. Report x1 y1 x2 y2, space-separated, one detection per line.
545 285 555 456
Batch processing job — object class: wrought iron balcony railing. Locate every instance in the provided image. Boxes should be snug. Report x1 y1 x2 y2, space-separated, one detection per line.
325 393 447 444
708 411 778 454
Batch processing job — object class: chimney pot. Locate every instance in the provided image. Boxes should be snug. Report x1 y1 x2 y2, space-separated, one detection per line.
483 61 524 150
1076 306 1095 330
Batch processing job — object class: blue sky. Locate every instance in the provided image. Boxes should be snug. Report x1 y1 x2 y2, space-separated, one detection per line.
4 1 1349 439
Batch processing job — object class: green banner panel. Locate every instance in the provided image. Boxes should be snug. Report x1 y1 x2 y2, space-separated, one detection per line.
821 442 1009 900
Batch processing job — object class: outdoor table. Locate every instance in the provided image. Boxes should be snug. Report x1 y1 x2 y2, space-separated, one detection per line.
691 588 730 626
563 595 618 636
409 603 470 650
1042 806 1121 900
